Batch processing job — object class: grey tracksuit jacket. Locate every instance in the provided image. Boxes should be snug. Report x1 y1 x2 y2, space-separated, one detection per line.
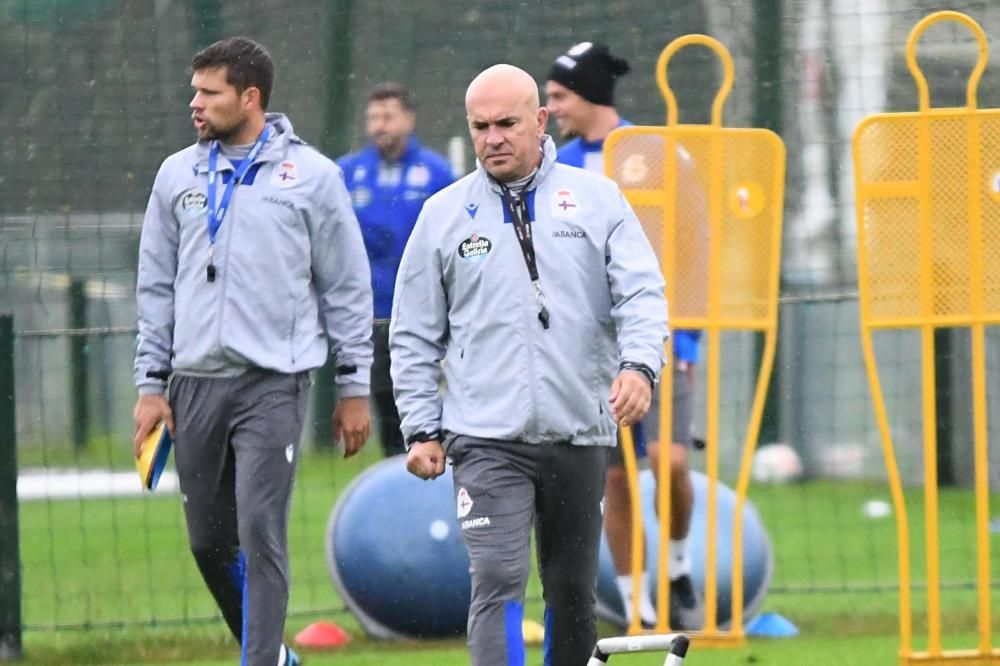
389 137 669 447
134 113 373 396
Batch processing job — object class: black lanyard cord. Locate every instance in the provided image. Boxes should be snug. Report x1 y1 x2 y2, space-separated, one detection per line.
499 185 550 330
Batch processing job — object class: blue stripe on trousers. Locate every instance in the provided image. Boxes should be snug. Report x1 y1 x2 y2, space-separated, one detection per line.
543 607 553 666
504 600 525 666
236 551 248 666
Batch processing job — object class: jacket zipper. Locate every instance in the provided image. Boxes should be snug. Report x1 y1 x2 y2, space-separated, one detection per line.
511 191 540 438
215 173 236 354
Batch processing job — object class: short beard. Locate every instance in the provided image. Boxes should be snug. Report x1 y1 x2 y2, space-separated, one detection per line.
198 118 246 144
374 135 405 160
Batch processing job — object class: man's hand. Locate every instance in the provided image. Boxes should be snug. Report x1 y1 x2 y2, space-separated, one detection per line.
407 440 446 480
132 394 173 457
333 396 371 458
608 370 652 428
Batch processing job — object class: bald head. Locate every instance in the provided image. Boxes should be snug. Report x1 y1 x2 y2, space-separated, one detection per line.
466 64 540 110
465 64 547 182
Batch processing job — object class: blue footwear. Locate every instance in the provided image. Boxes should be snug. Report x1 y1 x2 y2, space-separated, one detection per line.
284 644 302 666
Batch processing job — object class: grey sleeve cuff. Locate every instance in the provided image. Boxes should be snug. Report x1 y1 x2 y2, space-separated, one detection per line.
336 382 370 399
137 382 167 396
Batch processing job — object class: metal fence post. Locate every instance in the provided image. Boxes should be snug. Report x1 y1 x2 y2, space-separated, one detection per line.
752 0 785 446
0 314 23 661
312 0 357 451
69 279 90 451
934 328 956 485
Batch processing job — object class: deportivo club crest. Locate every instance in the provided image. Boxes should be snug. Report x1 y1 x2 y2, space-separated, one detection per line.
551 188 580 218
271 161 298 188
457 487 473 518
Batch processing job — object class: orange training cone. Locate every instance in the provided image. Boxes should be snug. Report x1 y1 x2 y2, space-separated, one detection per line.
295 620 351 649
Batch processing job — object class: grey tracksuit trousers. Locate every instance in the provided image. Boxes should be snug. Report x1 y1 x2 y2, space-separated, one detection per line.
448 436 608 666
170 369 309 666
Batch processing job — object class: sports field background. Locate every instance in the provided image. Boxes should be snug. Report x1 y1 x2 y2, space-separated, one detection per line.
2 0 1000 664
13 445 1000 664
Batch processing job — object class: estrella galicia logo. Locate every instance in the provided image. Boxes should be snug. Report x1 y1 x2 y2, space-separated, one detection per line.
458 233 492 261
180 190 207 216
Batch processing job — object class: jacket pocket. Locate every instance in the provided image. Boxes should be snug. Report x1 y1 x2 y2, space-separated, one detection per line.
443 343 467 404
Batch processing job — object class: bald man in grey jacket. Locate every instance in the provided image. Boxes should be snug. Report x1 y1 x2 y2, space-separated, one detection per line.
391 64 669 666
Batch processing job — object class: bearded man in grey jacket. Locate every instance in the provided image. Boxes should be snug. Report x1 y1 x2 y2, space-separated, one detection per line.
132 37 372 666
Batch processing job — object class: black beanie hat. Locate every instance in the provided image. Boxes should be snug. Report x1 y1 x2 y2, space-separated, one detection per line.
547 41 631 107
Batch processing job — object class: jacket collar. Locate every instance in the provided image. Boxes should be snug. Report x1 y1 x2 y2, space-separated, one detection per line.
192 112 298 174
479 135 557 194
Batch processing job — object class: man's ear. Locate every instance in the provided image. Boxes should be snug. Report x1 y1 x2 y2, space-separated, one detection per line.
536 107 549 136
243 86 263 111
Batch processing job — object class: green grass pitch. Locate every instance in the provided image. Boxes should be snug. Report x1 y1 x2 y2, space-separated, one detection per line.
14 447 1000 664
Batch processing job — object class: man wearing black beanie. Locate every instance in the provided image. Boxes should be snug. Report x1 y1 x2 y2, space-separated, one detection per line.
545 41 631 172
546 41 706 633
547 41 630 107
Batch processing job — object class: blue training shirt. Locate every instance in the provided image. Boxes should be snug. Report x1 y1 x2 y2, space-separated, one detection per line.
337 136 454 320
555 120 701 363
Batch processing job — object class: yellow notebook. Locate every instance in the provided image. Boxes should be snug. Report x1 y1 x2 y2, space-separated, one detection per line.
135 422 172 491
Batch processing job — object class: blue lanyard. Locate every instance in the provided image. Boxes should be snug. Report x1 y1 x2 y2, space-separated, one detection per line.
206 125 271 246
204 126 270 282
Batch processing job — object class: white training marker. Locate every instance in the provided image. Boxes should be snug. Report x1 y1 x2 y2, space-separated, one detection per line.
862 499 892 519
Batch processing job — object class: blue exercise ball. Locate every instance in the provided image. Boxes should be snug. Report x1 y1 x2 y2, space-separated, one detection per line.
326 456 470 638
595 469 773 628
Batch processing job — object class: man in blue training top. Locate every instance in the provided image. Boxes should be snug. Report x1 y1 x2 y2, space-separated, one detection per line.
338 82 454 456
546 41 705 631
